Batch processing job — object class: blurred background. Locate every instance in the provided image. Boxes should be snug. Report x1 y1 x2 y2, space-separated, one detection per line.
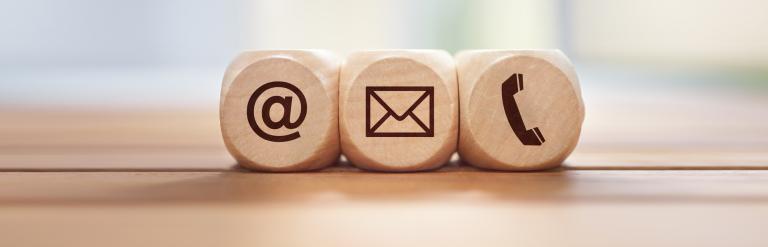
2 2 768 246
1 0 767 169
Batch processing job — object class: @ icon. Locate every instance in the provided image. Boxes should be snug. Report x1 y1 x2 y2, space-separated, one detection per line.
247 81 307 142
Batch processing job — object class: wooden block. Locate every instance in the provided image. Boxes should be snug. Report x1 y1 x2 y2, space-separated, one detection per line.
456 50 584 171
220 50 340 171
340 50 458 171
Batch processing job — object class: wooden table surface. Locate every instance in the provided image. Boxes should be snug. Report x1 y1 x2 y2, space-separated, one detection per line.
1 87 767 247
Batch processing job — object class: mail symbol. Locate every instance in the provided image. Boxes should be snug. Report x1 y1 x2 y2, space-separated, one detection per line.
366 86 434 137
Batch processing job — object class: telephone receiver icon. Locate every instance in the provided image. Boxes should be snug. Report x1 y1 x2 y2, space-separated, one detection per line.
501 73 545 146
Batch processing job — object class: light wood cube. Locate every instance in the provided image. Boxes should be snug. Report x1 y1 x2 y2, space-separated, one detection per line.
220 50 340 171
340 50 458 171
456 50 584 171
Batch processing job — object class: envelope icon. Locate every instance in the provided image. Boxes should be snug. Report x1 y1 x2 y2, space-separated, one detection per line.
366 86 434 137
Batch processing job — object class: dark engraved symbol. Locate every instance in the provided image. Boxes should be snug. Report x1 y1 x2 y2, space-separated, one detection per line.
365 86 434 137
247 81 307 142
502 73 545 145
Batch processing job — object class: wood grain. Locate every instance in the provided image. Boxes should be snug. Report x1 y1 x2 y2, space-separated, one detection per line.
0 106 766 170
0 95 767 246
456 50 584 171
339 50 458 171
1 170 768 247
220 50 340 171
2 61 768 246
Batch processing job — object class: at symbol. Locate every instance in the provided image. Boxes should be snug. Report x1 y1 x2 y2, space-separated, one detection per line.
246 81 307 142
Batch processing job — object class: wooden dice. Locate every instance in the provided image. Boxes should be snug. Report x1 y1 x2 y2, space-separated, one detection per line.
456 50 584 171
339 50 459 172
220 49 583 172
220 50 340 171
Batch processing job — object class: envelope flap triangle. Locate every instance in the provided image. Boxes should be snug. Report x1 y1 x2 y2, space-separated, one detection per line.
368 87 432 120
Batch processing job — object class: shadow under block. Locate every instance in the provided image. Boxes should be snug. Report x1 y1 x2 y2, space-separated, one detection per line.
456 50 584 171
340 50 459 171
220 50 340 171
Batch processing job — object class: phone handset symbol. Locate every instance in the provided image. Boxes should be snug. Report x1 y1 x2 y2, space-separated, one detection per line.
501 73 545 146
